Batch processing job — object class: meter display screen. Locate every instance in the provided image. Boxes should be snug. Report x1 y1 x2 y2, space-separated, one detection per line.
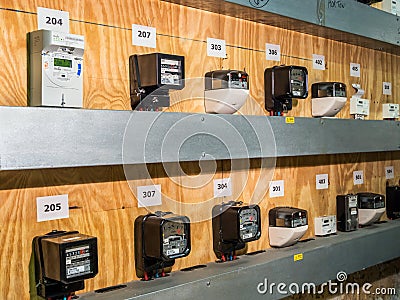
239 208 259 241
290 69 306 97
228 72 248 89
162 221 188 258
65 245 93 279
161 58 182 85
54 58 72 68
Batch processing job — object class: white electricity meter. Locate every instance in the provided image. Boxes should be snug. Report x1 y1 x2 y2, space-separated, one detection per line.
382 103 399 119
28 30 84 107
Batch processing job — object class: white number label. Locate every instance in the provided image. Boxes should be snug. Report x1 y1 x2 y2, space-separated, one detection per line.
385 166 394 179
213 178 232 197
265 43 281 61
353 170 364 185
137 184 161 207
312 54 325 70
37 194 69 222
132 24 156 48
269 180 284 198
350 63 360 77
383 82 392 95
316 174 329 190
207 38 227 58
37 7 69 33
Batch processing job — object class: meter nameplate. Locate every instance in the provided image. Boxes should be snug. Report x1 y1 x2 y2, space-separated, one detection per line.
65 245 92 279
239 208 259 241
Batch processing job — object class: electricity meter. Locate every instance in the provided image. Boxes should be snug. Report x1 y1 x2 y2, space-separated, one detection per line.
33 230 98 299
129 53 185 111
382 103 399 120
268 207 308 247
311 82 347 117
204 70 249 114
336 194 359 231
314 215 337 236
134 212 191 280
212 201 261 261
28 30 84 107
265 65 308 115
386 185 400 219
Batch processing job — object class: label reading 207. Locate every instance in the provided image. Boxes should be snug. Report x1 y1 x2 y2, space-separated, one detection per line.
37 194 69 222
132 24 156 48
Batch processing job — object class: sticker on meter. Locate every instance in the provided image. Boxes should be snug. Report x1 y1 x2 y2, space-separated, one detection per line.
242 233 253 239
37 7 70 33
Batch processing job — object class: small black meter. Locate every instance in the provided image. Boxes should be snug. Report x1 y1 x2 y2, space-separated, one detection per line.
129 53 185 111
134 212 191 280
265 65 308 115
33 230 98 299
386 185 400 219
212 201 261 261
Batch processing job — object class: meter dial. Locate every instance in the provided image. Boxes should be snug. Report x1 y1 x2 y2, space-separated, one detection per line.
162 221 188 259
290 68 307 97
239 208 259 241
44 52 82 88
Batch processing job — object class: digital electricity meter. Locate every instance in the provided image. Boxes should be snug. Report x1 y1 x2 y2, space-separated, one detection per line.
212 201 261 261
33 230 98 299
129 53 185 111
204 70 249 114
134 212 191 280
311 82 347 117
386 185 400 219
336 194 359 232
265 65 308 115
28 30 84 107
268 207 308 247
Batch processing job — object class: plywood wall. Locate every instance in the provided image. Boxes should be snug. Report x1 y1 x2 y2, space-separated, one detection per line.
0 1 399 299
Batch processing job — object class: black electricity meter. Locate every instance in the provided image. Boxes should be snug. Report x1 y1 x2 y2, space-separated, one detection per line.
33 230 98 299
336 194 359 232
134 211 191 280
265 65 308 115
129 53 185 111
212 201 261 261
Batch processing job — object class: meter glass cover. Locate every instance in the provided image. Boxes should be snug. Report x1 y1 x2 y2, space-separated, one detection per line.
239 208 259 241
228 72 248 89
162 221 188 258
160 58 182 86
54 58 72 68
290 68 306 97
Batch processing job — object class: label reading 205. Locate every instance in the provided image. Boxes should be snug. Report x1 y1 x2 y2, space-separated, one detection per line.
37 194 69 222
